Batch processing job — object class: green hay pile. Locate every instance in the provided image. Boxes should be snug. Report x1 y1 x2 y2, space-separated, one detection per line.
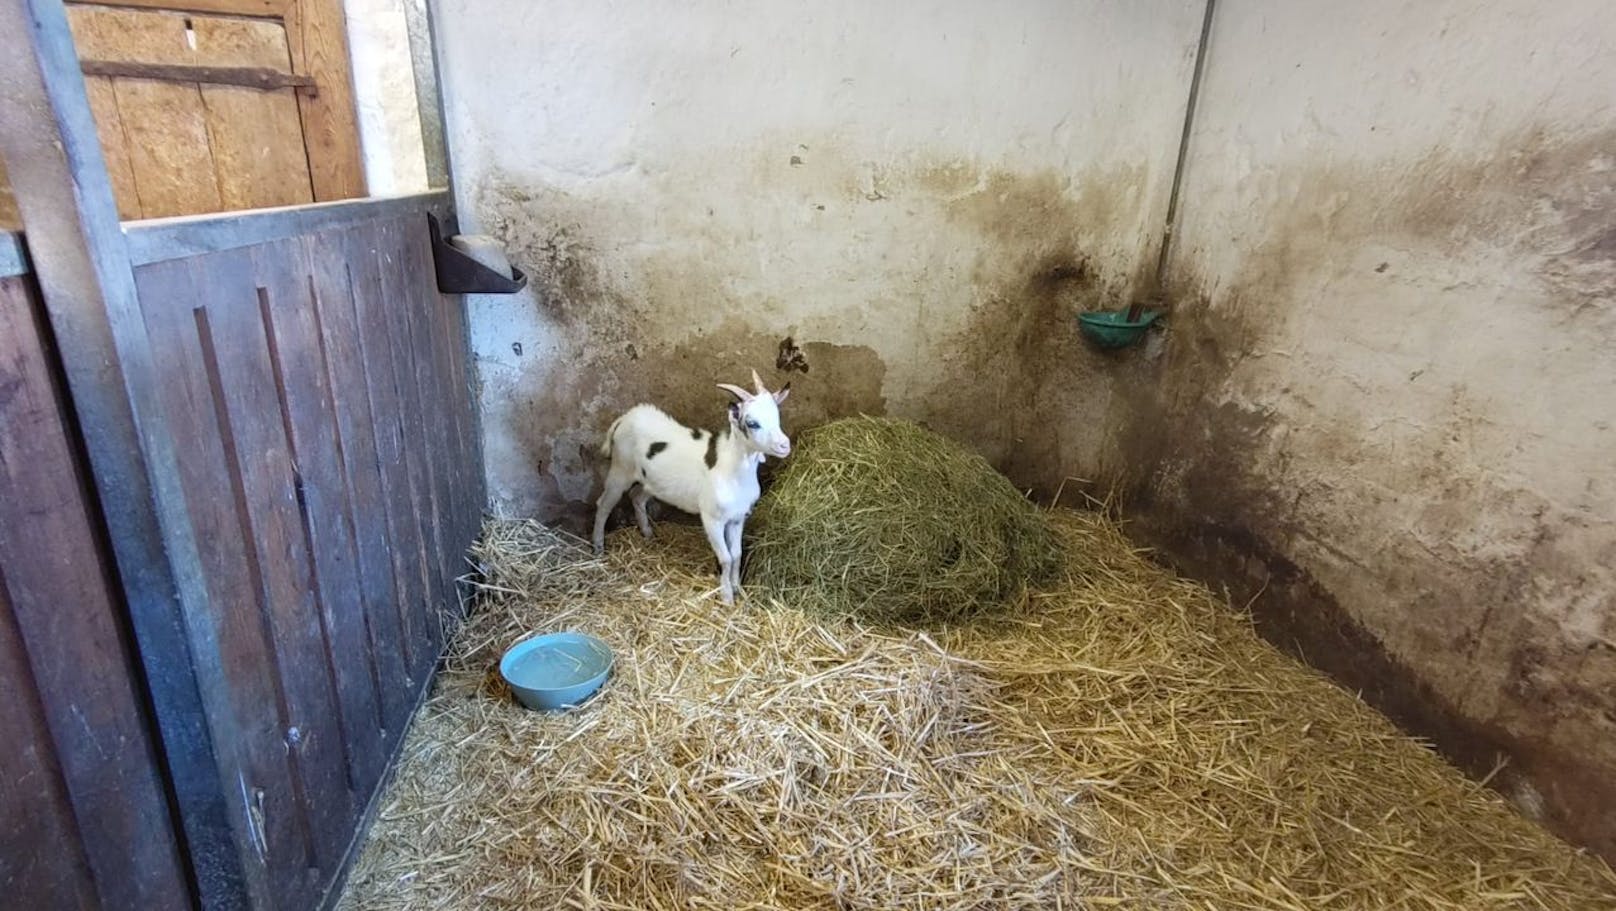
746 416 1061 622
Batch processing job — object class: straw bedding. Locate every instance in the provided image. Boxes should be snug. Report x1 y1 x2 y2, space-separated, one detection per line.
338 511 1616 910
747 416 1062 622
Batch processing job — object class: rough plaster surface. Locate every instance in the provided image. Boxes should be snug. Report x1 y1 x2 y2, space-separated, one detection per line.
1130 0 1616 858
346 0 429 193
433 0 1203 527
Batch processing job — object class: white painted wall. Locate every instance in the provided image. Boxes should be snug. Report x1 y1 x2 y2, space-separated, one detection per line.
435 0 1204 520
1144 0 1616 854
345 0 429 193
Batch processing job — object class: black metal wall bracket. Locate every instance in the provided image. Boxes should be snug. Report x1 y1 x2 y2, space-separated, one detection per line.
428 213 526 294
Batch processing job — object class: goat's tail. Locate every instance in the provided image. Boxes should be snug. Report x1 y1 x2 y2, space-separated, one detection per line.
598 417 622 459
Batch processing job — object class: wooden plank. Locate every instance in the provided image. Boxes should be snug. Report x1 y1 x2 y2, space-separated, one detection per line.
124 189 448 266
0 1 265 905
284 0 366 201
251 237 387 796
302 226 416 733
81 77 143 220
0 584 98 911
0 276 104 911
191 15 316 211
375 216 451 659
399 214 474 599
390 215 459 634
133 255 318 909
0 273 193 910
344 221 435 678
187 245 358 883
116 79 226 217
68 0 291 18
82 59 315 90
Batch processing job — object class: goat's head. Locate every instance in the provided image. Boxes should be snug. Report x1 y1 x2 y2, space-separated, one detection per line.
717 369 792 459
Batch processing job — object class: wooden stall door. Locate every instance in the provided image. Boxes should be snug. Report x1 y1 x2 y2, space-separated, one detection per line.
122 202 482 910
0 267 193 910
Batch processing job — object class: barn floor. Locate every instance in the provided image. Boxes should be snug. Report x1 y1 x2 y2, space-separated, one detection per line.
336 511 1616 910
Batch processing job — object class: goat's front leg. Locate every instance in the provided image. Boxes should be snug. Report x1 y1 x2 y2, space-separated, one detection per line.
701 515 735 604
724 520 744 598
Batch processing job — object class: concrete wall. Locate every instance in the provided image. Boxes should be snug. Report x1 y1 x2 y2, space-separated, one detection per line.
434 0 1205 522
1128 0 1616 858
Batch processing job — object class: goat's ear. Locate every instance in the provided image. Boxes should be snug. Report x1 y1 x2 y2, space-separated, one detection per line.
751 368 767 396
716 383 752 401
727 402 741 423
773 382 791 404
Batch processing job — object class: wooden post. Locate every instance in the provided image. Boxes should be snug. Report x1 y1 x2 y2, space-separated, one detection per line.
285 0 368 201
0 1 267 907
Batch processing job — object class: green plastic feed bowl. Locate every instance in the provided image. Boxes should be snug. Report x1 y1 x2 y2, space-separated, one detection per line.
1078 310 1161 349
499 631 614 711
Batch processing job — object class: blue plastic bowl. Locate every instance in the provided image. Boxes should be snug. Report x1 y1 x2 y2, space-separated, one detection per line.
498 632 614 711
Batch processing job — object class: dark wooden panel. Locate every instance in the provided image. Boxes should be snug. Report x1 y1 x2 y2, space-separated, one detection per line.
0 273 191 909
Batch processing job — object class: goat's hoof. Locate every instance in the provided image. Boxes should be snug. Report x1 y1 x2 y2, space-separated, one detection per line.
639 527 654 539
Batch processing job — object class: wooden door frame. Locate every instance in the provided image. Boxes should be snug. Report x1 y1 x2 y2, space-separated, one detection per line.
70 0 368 203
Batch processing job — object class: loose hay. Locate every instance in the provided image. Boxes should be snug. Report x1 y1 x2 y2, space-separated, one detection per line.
747 416 1062 622
338 512 1616 911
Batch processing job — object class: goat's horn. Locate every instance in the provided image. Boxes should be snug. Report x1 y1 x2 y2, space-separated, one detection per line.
751 368 766 394
717 383 752 401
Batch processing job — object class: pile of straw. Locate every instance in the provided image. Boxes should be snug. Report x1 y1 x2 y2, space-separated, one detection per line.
338 512 1616 911
746 416 1061 622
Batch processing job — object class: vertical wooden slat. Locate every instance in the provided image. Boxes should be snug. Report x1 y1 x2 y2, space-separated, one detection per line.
348 220 439 680
284 0 365 202
251 237 387 795
303 227 416 732
405 216 477 599
376 217 452 659
391 216 461 627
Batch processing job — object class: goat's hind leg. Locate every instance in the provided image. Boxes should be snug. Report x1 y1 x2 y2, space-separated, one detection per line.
629 485 654 538
592 464 634 555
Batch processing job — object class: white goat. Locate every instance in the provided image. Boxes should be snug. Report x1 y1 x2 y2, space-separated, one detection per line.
592 369 792 604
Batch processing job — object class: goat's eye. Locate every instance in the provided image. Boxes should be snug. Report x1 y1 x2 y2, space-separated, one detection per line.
745 419 761 430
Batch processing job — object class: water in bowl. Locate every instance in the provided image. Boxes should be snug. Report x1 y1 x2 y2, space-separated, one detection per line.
507 641 603 688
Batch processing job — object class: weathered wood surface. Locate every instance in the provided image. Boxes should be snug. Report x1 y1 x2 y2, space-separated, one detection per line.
0 272 192 911
67 4 316 217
